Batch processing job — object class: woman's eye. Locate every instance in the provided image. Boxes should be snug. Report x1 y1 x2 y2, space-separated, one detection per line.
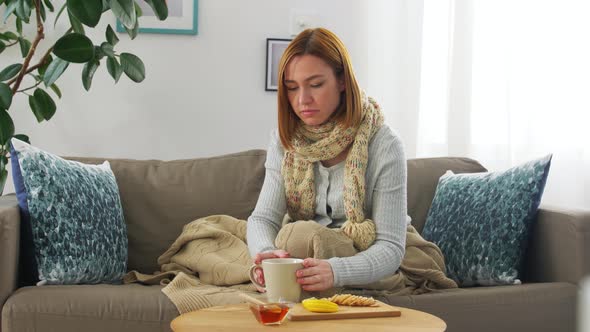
286 86 298 91
311 82 324 88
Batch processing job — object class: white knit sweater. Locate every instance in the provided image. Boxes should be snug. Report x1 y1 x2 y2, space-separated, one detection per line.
246 125 410 287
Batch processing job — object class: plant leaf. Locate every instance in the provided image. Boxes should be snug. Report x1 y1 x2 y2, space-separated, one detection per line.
29 88 56 122
49 83 62 98
43 0 55 12
100 42 114 57
37 54 53 76
110 0 136 29
15 0 31 23
106 56 122 83
0 63 23 81
105 24 119 46
0 109 14 146
39 1 47 21
82 60 99 91
0 168 6 194
43 56 69 86
134 1 142 17
2 1 18 24
68 9 85 34
120 52 145 83
28 95 42 122
52 33 94 63
0 169 7 195
0 83 13 110
16 17 22 34
143 0 168 20
3 32 18 40
13 134 30 144
66 0 102 28
123 17 138 40
101 0 110 12
0 34 10 42
93 45 105 60
0 42 5 55
18 37 31 57
54 3 67 27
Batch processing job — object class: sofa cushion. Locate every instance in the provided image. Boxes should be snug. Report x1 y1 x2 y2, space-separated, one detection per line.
377 282 576 332
71 150 267 274
1 284 178 332
2 283 576 332
406 157 487 233
422 155 552 286
10 139 127 285
67 153 481 274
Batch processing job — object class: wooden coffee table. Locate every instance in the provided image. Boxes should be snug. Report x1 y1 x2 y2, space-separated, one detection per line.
170 303 446 331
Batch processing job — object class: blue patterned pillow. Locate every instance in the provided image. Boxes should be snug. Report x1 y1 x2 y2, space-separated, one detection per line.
422 155 551 287
10 138 127 285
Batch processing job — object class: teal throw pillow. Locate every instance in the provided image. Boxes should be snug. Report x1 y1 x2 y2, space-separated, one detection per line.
421 155 551 286
10 138 127 285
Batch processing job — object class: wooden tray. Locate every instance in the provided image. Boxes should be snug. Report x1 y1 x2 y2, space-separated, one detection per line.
288 300 402 321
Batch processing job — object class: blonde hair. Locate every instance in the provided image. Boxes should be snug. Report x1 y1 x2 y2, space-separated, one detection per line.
277 28 362 150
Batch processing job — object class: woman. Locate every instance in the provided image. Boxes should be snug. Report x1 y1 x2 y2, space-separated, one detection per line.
246 28 409 292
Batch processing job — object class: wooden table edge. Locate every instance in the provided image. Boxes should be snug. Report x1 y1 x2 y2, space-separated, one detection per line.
170 303 447 331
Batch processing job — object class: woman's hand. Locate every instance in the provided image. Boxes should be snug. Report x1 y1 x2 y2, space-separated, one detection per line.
253 249 290 265
252 249 290 292
296 258 334 291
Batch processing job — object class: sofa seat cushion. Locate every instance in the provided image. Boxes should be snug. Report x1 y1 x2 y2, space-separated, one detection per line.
377 282 576 332
1 284 178 332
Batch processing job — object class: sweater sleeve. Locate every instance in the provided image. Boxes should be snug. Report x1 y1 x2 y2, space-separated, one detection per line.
246 130 287 257
327 129 407 286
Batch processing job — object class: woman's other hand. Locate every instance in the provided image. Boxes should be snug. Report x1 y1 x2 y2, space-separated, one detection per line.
296 258 334 291
252 249 291 292
253 249 290 265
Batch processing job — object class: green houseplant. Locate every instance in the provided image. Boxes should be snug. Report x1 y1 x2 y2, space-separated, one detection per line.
0 0 168 193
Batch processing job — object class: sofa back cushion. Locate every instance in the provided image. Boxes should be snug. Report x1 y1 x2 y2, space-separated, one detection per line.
407 157 487 233
71 152 484 274
71 150 266 274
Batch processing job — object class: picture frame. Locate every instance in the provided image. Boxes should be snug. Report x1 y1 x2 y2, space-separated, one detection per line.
116 0 198 35
265 38 292 91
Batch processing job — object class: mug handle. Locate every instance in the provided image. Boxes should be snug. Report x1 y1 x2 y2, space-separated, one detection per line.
248 264 265 289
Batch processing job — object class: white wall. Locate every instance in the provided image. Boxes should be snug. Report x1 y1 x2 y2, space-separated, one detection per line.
2 0 374 194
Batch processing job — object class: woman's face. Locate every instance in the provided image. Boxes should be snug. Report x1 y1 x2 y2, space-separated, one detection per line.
284 54 345 127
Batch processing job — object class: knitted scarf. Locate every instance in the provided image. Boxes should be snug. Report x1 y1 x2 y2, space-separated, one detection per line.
282 93 384 251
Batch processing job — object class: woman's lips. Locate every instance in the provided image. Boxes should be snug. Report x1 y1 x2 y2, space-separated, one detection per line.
300 110 319 117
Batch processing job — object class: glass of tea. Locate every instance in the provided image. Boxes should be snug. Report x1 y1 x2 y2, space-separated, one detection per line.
248 302 292 325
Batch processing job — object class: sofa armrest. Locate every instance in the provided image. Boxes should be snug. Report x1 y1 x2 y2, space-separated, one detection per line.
0 195 19 308
525 205 590 284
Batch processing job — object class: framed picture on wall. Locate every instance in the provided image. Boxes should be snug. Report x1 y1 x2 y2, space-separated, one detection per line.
117 0 198 35
265 38 292 91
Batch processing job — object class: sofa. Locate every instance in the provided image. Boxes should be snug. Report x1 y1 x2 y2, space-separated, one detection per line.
1 149 589 332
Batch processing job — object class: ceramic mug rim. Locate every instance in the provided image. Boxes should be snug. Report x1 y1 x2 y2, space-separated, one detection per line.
261 258 303 265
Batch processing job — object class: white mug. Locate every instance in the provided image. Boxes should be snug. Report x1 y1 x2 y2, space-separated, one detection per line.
249 258 303 303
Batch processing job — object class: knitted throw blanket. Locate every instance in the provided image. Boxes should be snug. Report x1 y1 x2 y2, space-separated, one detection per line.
124 215 457 314
282 92 384 250
123 215 264 314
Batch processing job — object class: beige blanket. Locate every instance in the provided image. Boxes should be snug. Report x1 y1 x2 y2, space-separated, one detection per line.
125 215 457 314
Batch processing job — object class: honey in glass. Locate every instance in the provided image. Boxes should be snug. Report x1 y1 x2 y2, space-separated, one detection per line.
249 303 291 325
